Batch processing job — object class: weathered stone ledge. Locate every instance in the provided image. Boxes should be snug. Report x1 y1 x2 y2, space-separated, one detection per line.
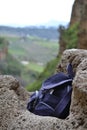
0 49 87 130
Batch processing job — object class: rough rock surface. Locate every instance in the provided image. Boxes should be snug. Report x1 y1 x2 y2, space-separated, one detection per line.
70 0 87 49
59 0 87 55
0 49 87 130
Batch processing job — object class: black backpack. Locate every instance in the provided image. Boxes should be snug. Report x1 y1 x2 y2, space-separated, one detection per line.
27 63 74 119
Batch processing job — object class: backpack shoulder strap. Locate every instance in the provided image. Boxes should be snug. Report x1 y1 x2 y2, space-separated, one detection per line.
55 85 72 118
27 90 39 112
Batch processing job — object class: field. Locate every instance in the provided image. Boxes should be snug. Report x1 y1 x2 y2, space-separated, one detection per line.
5 35 58 86
8 36 58 72
8 36 58 64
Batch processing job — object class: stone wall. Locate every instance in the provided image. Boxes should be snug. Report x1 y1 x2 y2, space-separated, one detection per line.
0 49 87 130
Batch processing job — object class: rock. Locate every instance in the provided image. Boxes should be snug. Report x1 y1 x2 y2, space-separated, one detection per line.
70 0 87 49
0 75 63 130
59 0 87 55
57 49 87 130
0 49 87 130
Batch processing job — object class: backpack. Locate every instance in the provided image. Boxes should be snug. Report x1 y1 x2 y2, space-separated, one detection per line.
27 63 74 119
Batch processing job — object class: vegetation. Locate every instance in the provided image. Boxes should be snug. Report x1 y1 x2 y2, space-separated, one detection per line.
0 37 22 76
0 23 79 92
58 22 79 49
26 62 44 73
0 53 23 75
26 57 60 91
8 36 58 64
0 32 58 87
27 22 80 92
0 37 9 48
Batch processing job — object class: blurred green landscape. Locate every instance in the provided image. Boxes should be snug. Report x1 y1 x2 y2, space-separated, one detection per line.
0 26 59 88
0 23 78 91
8 36 58 64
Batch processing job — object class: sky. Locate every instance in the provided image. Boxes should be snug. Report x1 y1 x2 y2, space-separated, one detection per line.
0 0 75 27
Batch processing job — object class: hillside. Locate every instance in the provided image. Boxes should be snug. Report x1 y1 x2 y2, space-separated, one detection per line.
0 26 58 40
8 36 58 64
0 28 58 87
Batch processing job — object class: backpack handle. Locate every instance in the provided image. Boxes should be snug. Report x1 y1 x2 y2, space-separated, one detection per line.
67 63 74 79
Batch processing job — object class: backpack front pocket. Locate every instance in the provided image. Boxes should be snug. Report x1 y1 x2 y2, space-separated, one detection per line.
42 93 59 108
34 101 55 116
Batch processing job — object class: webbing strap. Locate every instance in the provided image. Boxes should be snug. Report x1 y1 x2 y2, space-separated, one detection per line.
67 63 74 79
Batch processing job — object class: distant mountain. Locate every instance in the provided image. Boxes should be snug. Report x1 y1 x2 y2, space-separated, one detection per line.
0 20 68 40
0 26 59 40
